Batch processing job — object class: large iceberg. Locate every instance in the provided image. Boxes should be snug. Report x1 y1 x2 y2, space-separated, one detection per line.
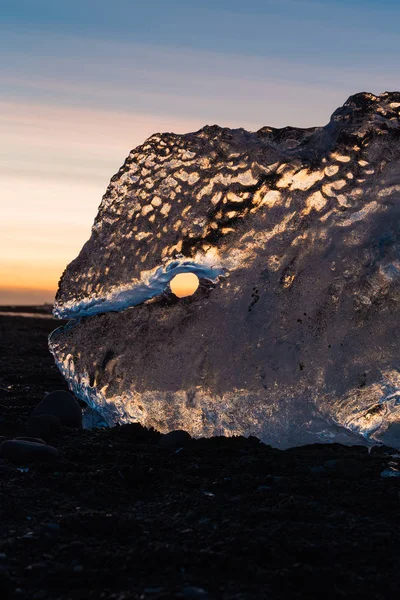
49 91 400 449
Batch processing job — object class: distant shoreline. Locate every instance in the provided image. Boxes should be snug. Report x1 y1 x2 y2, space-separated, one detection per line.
0 311 55 319
0 304 53 315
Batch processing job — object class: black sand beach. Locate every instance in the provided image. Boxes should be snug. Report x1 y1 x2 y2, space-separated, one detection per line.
1 313 400 599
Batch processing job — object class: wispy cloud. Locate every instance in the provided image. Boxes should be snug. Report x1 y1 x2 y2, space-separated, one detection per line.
2 32 399 127
0 101 206 182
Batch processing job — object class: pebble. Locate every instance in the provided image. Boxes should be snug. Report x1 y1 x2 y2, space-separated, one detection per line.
308 465 327 475
182 586 210 599
381 468 400 478
257 485 272 492
40 522 61 535
73 565 84 573
33 390 82 427
14 437 46 445
159 429 192 449
26 414 61 441
32 591 48 600
0 440 59 463
324 458 360 478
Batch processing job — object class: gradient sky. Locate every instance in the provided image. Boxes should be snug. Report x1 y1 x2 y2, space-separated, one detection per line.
1 0 399 304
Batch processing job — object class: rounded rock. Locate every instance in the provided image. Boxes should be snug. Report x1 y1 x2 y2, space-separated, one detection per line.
14 436 46 445
26 414 61 441
0 440 59 463
182 587 210 599
33 390 82 427
159 429 192 449
324 458 360 478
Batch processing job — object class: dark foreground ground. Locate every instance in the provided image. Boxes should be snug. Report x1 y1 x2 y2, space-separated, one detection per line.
1 314 400 599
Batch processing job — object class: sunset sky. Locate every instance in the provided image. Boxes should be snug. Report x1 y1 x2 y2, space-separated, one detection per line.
2 0 399 304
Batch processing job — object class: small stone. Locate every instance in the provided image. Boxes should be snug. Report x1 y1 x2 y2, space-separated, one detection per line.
72 565 84 573
159 429 192 448
26 414 61 441
0 440 59 463
41 523 61 535
33 390 82 427
33 591 48 600
324 458 360 478
257 485 272 492
14 437 46 445
308 465 327 476
182 586 210 599
381 468 400 478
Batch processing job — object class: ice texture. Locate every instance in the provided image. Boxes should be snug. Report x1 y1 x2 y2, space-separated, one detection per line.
50 91 400 449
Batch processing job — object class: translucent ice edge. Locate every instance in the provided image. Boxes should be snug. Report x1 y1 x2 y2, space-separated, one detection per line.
48 318 400 447
53 259 227 319
44 337 387 447
61 363 400 448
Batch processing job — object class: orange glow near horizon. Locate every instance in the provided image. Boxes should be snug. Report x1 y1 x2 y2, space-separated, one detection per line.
0 285 56 305
0 101 207 305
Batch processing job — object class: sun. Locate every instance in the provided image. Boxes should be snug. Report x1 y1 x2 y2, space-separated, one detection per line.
169 272 200 298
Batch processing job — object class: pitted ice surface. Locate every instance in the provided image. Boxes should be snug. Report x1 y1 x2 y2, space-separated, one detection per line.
50 91 400 449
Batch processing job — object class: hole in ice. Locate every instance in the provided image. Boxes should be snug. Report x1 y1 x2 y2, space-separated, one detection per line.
169 272 200 298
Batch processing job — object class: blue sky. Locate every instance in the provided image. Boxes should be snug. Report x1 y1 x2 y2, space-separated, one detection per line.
2 0 399 125
3 0 400 67
1 0 399 303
